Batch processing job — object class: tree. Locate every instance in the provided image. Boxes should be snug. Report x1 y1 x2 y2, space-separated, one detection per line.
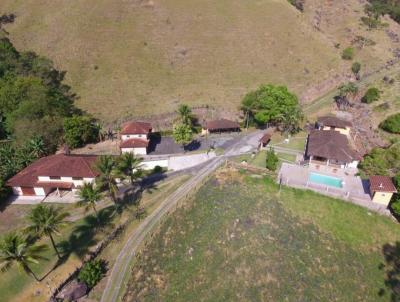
0 232 48 282
359 144 400 177
172 123 193 148
390 174 400 216
342 47 354 60
362 87 380 104
336 82 358 110
95 155 118 202
265 148 279 171
116 152 143 185
78 259 107 288
77 182 102 223
63 115 99 148
177 104 193 126
241 84 302 132
26 204 69 259
380 113 400 134
351 62 361 79
25 136 46 158
339 82 358 97
365 0 400 24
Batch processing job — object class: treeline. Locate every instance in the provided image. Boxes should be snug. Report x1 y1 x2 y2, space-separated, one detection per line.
0 31 98 200
365 0 400 23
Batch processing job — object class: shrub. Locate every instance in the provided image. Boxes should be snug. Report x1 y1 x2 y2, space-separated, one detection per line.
78 259 107 288
391 199 400 216
361 16 387 29
265 149 279 171
358 144 400 177
361 87 380 103
152 165 163 174
342 47 354 60
287 0 304 11
390 174 400 216
351 62 361 76
63 115 99 148
380 113 400 134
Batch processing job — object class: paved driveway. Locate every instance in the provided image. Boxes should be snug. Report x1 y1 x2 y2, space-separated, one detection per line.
148 133 244 155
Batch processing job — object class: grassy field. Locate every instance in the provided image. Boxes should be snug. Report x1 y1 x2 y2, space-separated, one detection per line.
0 0 346 123
123 168 400 301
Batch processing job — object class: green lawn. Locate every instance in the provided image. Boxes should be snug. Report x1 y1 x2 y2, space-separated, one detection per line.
0 207 110 302
123 168 400 302
270 131 307 151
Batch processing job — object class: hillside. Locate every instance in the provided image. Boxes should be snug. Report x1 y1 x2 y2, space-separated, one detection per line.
0 0 399 123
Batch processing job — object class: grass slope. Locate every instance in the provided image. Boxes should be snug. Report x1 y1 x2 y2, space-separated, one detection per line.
0 0 343 123
123 169 400 301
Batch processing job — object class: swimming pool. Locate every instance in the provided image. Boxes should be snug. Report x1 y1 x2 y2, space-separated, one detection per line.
308 172 343 188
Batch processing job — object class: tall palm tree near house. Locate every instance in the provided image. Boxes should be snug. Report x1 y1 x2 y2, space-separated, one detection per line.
116 152 143 185
77 182 102 223
96 155 119 202
177 104 193 126
0 232 48 282
26 204 69 260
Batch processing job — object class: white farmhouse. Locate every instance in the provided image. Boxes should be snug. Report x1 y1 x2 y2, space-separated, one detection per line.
119 121 152 155
6 154 98 199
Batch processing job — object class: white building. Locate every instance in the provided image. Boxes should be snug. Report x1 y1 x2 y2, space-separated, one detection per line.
119 121 152 155
7 154 98 198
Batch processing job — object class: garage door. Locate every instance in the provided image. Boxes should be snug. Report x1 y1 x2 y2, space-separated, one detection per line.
21 187 36 196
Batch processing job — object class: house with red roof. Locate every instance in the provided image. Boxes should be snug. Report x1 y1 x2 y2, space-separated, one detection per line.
369 176 397 206
201 119 240 135
119 121 152 155
6 153 98 198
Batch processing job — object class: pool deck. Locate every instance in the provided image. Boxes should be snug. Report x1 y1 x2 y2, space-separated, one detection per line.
278 163 391 216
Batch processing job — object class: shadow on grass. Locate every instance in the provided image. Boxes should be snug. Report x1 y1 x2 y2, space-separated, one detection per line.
379 241 400 301
58 207 115 260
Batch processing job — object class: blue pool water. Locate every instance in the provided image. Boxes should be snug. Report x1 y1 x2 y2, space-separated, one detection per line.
308 172 343 188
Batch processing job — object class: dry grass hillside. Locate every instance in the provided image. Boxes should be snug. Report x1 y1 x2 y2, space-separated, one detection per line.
0 0 399 123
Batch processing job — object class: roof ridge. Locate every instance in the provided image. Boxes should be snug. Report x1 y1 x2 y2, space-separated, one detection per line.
80 156 97 178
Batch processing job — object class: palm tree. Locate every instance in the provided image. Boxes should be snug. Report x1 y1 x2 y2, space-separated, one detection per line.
77 182 102 223
26 204 69 259
177 104 193 126
0 232 48 282
95 155 119 202
116 153 143 185
26 136 46 158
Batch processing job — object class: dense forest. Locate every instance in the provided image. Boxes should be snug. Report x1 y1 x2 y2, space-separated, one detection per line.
0 24 98 201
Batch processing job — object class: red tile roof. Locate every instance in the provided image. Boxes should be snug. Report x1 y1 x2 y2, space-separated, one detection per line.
306 130 361 163
6 154 98 187
120 122 152 135
318 116 352 128
120 138 149 148
369 176 397 193
204 119 240 131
